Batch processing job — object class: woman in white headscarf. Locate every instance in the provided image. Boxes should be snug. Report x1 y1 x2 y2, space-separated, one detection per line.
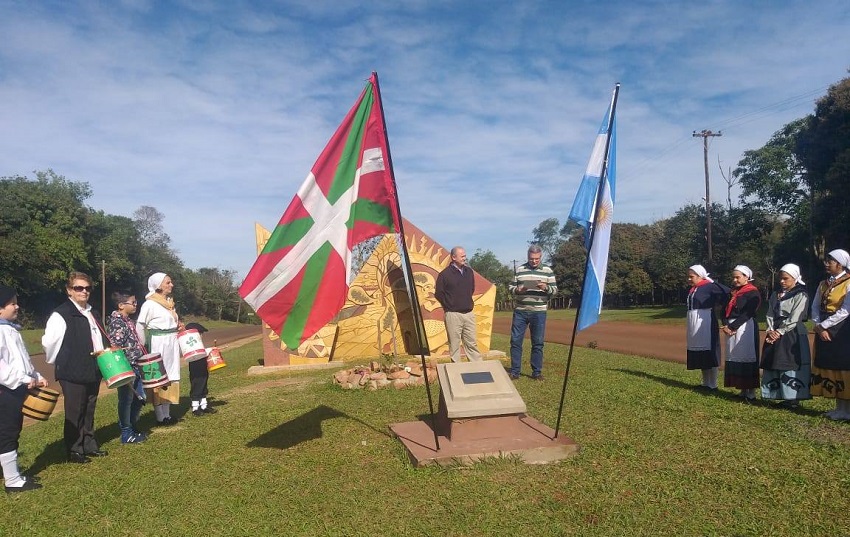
761 264 811 406
136 273 183 426
810 249 850 420
720 265 761 402
686 264 730 390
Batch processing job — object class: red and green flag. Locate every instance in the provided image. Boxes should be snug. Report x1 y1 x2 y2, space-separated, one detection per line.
239 73 401 349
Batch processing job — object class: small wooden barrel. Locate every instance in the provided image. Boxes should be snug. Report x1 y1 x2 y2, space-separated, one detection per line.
137 353 169 389
22 387 60 421
96 348 136 388
205 347 227 372
178 329 207 361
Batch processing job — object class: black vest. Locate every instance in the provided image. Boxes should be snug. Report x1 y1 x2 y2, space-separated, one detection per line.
52 301 106 383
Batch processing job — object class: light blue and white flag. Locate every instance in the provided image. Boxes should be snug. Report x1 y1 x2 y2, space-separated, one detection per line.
568 93 617 331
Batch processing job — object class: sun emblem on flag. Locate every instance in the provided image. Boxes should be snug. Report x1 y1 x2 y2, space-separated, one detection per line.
595 197 614 228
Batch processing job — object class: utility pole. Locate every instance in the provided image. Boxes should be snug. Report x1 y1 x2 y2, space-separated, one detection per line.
692 130 722 263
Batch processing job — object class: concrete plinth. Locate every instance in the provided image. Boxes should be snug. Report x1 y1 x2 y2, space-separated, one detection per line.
389 414 579 467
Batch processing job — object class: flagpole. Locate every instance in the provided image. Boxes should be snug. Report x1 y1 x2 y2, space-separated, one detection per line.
371 71 440 451
554 83 620 439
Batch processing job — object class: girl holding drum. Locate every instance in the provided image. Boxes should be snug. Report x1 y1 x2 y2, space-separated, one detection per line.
137 273 183 426
106 291 148 443
0 285 47 492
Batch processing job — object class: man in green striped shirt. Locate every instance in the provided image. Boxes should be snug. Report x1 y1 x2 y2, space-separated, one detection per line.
508 245 557 380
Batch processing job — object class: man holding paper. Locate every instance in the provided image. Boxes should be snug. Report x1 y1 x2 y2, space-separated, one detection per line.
508 245 557 380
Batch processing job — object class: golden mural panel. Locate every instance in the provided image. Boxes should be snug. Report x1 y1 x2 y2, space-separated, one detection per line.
253 219 494 365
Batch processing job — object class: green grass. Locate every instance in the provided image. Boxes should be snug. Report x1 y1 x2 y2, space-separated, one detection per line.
5 334 849 536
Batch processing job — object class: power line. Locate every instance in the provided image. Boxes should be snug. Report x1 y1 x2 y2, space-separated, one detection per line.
619 85 828 184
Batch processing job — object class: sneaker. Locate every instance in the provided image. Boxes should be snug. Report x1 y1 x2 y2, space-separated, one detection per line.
157 416 176 426
202 406 218 414
531 375 544 381
121 432 146 444
192 409 205 417
508 373 520 380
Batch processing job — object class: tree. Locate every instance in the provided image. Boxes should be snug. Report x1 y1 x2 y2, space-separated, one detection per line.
735 118 808 216
0 170 93 317
468 249 514 303
530 217 562 262
133 205 171 247
551 234 586 299
796 76 850 253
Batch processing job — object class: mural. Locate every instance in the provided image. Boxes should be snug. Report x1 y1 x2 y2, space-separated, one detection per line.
253 220 495 366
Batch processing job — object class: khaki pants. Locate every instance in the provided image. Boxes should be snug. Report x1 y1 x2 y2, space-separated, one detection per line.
444 311 482 362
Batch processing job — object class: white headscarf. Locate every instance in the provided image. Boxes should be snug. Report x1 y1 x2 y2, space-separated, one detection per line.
828 249 850 269
733 265 753 281
688 264 713 282
147 272 167 299
779 263 804 285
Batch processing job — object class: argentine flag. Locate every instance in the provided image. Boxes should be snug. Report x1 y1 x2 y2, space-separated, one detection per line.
568 94 617 331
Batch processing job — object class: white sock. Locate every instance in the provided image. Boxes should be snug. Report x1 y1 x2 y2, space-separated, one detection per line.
1 450 24 488
192 400 200 411
162 402 171 418
701 368 718 389
200 398 208 410
154 404 166 421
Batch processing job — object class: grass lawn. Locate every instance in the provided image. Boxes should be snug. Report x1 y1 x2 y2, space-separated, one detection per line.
5 334 849 536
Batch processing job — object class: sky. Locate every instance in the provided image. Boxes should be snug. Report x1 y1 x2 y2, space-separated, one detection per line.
1 0 849 279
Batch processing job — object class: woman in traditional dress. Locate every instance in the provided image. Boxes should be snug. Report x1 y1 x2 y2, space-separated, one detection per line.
761 264 811 407
686 265 730 390
810 249 850 420
720 265 761 402
136 273 183 426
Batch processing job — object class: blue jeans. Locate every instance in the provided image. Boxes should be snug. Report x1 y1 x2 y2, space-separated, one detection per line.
117 375 145 432
510 310 546 377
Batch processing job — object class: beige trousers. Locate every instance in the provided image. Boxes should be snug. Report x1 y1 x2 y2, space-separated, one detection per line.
444 311 482 362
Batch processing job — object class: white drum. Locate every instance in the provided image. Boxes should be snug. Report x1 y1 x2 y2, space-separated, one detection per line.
177 329 208 361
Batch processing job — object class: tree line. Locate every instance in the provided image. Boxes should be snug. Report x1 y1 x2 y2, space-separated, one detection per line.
0 170 248 327
471 74 850 306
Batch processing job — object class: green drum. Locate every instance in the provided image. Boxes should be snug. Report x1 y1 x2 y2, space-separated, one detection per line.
96 348 136 389
137 353 169 389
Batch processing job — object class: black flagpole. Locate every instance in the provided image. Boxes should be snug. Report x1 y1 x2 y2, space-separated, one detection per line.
371 71 440 451
554 83 620 439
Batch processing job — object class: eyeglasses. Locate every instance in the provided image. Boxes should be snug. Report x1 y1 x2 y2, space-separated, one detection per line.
71 286 92 292
121 301 137 306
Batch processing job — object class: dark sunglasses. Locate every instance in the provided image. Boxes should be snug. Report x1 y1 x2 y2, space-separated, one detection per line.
71 285 93 292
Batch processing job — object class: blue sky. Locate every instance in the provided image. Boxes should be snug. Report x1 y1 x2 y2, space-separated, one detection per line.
1 0 848 278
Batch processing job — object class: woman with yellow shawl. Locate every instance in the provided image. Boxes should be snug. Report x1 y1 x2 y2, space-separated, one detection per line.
137 272 183 425
810 249 850 420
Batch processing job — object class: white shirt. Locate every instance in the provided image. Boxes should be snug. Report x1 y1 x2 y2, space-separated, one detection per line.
811 271 849 328
42 300 106 364
0 322 44 390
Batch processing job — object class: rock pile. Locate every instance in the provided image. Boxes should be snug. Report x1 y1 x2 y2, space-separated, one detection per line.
333 359 438 390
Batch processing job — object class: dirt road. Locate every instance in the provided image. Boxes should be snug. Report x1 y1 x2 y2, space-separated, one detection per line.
493 317 688 364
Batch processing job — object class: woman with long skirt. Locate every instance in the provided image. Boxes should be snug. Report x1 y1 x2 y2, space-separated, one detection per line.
686 265 730 390
136 273 183 426
810 249 850 420
721 265 761 402
761 264 811 407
